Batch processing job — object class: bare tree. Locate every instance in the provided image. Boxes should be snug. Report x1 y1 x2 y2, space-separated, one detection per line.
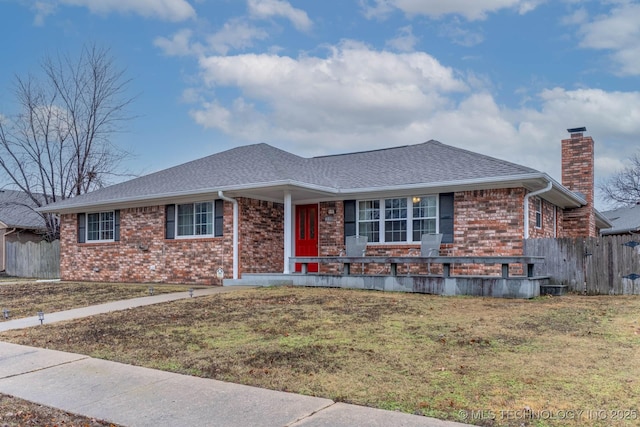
599 152 640 207
0 44 134 241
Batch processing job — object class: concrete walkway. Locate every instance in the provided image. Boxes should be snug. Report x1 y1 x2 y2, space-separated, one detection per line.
0 286 249 332
0 287 471 427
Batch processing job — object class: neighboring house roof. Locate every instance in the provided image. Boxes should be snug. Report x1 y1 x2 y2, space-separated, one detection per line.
0 190 46 229
39 140 588 214
601 204 640 235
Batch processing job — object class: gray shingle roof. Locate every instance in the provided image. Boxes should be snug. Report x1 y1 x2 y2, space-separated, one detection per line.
0 190 46 229
40 140 542 211
601 204 640 235
313 140 538 188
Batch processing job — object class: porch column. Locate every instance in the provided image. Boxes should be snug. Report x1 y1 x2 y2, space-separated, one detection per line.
283 191 292 274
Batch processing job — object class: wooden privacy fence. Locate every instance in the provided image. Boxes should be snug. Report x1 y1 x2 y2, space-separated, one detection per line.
5 240 60 279
524 236 640 295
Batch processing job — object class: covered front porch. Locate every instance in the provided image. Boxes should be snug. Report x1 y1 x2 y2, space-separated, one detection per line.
226 255 551 299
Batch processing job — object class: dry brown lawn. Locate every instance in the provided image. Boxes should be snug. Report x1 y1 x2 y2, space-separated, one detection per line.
1 284 640 426
0 393 120 427
0 281 195 319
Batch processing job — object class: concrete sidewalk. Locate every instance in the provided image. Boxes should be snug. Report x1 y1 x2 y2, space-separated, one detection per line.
0 286 253 332
0 286 471 427
0 342 471 427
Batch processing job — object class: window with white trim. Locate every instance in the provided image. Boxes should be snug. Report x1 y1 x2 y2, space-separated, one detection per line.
358 200 380 243
412 196 437 241
384 198 407 242
357 195 438 243
87 211 114 241
177 202 214 237
535 197 542 229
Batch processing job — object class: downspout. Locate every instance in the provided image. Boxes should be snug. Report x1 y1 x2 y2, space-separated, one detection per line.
218 191 239 280
524 181 553 239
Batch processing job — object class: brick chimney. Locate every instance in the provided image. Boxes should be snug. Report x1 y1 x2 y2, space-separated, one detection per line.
561 127 596 237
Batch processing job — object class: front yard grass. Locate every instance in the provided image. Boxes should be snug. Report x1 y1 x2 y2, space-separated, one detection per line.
1 286 639 426
0 281 194 319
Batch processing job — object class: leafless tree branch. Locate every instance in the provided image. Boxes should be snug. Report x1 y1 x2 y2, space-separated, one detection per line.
598 152 640 208
0 44 135 241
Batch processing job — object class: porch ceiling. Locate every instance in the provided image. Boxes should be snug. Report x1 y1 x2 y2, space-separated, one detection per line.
230 185 336 204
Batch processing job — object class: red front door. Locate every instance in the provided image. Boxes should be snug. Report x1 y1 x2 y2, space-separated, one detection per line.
295 204 319 272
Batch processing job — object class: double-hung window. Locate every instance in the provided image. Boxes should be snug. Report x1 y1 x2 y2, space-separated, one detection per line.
358 200 380 243
384 198 407 242
357 196 438 243
177 202 214 237
412 196 437 241
87 211 114 241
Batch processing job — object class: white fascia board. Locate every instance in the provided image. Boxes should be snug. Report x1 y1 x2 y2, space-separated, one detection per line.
335 173 547 195
37 173 587 213
36 180 338 214
335 173 586 208
595 210 614 229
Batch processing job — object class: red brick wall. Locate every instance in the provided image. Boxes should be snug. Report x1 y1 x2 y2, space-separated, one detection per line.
453 188 525 256
318 201 344 274
238 198 284 274
60 204 233 285
311 190 537 275
59 187 568 283
527 197 559 239
60 199 286 284
561 133 596 237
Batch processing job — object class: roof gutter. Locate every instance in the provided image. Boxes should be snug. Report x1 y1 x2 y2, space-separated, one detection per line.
524 181 553 239
601 227 640 236
218 191 238 280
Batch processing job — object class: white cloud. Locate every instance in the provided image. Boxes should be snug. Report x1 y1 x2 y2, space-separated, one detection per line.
575 2 640 75
247 0 312 31
187 42 640 205
154 29 203 56
438 18 484 46
52 0 196 22
155 19 269 57
32 1 57 26
515 87 640 178
191 41 467 152
359 0 395 20
560 7 587 26
361 0 543 21
385 26 418 52
206 18 269 55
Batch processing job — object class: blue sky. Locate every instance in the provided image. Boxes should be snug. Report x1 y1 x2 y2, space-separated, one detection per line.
1 0 639 209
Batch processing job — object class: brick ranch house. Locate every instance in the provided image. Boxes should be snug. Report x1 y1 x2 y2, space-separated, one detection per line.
39 129 610 285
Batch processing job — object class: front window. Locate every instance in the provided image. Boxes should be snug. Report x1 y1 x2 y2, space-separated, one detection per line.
385 198 407 242
87 211 114 241
357 196 438 243
177 202 213 236
358 200 380 243
412 196 437 241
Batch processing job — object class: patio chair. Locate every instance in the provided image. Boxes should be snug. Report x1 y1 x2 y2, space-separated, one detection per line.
345 235 368 256
345 235 368 274
421 233 443 274
421 233 443 257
